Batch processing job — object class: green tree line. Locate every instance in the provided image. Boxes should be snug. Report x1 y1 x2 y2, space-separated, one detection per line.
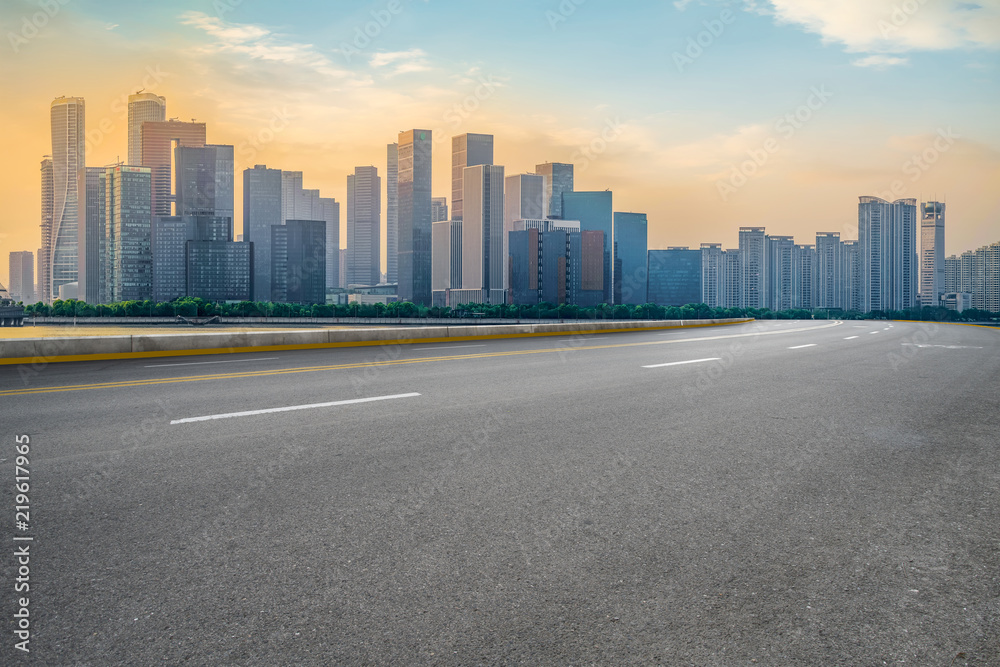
18 297 1000 324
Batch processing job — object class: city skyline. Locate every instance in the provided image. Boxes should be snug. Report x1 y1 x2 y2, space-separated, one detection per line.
2 0 997 288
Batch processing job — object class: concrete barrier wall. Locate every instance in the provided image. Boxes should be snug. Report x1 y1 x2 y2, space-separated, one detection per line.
0 319 752 364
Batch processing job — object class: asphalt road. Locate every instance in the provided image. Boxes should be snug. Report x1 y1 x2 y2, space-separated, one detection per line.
2 319 998 665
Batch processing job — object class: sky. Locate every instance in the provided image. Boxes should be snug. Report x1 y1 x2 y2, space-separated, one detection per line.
1 0 998 287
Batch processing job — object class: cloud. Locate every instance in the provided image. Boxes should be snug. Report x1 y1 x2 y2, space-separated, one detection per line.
673 0 698 11
370 49 431 75
179 11 351 79
852 54 909 68
750 0 1000 53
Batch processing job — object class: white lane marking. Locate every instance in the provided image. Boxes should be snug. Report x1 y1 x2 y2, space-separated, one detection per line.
870 331 879 334
844 336 859 340
788 344 817 349
171 393 421 425
643 357 722 369
901 343 983 349
412 344 487 351
559 337 610 342
146 357 279 368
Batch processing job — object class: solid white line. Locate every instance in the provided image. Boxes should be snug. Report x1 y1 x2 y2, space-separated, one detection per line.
146 357 279 368
171 392 421 424
559 337 610 342
412 344 487 351
643 357 721 369
844 336 859 340
788 344 818 349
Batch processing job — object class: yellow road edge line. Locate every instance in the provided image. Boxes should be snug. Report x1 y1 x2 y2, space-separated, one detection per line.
0 320 850 398
0 319 752 367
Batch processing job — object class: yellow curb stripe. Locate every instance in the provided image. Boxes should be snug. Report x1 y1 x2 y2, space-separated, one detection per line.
0 320 843 398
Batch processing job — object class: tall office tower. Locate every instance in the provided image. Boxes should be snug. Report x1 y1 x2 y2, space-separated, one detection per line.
346 166 381 286
815 232 843 310
77 167 106 304
765 235 794 311
700 243 724 308
397 129 433 305
127 92 166 166
451 133 493 222
461 164 505 304
152 215 249 302
648 248 702 306
792 244 817 310
175 144 235 240
431 197 449 223
944 255 960 294
140 120 206 216
563 191 613 304
613 212 648 305
858 196 917 312
271 219 326 304
386 143 399 284
535 162 574 219
48 96 86 303
722 248 741 308
739 227 767 309
243 165 282 301
920 201 946 307
8 252 34 303
504 174 545 291
339 248 347 289
320 197 340 289
104 166 153 303
843 239 862 311
431 220 463 306
39 158 53 303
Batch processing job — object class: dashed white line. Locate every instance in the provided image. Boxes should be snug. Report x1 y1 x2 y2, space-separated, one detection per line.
870 331 879 335
146 357 279 368
788 344 818 349
844 336 859 340
643 357 722 369
171 392 422 424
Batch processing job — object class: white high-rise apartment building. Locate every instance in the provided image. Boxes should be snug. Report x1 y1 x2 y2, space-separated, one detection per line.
920 201 945 307
451 133 493 222
858 196 917 312
346 166 381 286
739 227 766 309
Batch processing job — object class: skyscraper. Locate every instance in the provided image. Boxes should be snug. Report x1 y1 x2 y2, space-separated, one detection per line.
535 163 574 219
48 96 85 303
815 232 844 310
739 227 767 309
462 164 505 304
563 191 613 304
140 120 206 217
127 92 166 166
397 129 433 305
723 248 741 308
271 220 326 304
858 196 917 312
614 212 648 305
765 235 794 311
700 243 724 308
105 165 153 303
504 173 545 232
346 166 381 286
243 165 283 301
792 243 816 310
451 133 493 222
431 219 462 306
920 201 946 307
280 170 339 289
39 157 53 303
648 248 702 306
78 167 106 304
8 252 34 304
175 144 235 231
843 239 862 312
386 143 399 285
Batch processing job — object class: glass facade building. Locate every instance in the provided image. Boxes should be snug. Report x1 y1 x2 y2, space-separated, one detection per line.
175 144 235 231
346 166 381 286
451 133 493 222
386 143 399 285
271 219 326 304
78 166 106 304
648 248 702 306
535 162 574 219
48 96 86 303
243 165 283 301
398 129 433 305
563 191 612 304
140 120 206 217
105 166 153 303
127 93 166 167
186 241 252 302
614 212 648 305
